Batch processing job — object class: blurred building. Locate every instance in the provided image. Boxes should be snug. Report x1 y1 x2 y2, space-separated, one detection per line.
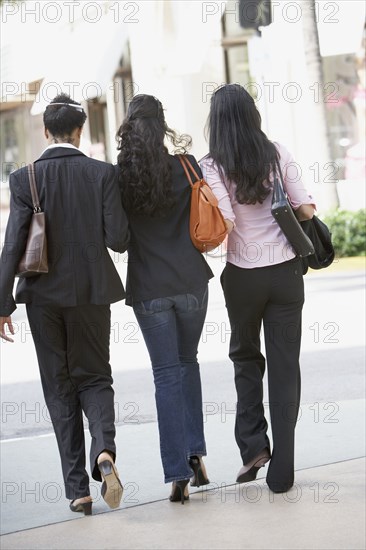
1 0 365 210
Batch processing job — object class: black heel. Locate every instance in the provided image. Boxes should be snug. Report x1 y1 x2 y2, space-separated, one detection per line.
169 479 190 504
236 450 271 484
69 500 92 516
189 456 210 487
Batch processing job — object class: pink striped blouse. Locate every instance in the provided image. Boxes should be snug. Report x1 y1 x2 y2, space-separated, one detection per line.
199 142 316 269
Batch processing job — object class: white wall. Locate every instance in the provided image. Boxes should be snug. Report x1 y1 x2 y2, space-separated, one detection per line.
128 0 365 212
128 0 224 160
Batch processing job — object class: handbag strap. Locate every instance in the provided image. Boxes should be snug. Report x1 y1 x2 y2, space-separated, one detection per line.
274 157 286 194
178 155 201 188
27 163 42 213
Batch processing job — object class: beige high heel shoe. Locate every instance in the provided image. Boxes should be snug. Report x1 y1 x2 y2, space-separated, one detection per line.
97 452 123 509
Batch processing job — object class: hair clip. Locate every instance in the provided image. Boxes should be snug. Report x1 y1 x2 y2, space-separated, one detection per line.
48 102 84 112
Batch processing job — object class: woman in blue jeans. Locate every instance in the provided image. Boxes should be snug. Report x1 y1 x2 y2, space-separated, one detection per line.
116 94 214 503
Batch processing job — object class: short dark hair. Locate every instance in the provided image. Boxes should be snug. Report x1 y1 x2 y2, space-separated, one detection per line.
43 93 87 137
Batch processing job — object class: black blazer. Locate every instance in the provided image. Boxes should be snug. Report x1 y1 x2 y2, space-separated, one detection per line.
0 146 129 316
124 154 213 306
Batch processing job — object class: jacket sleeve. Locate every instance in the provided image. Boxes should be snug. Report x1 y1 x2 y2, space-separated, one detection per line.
103 164 130 253
0 172 33 316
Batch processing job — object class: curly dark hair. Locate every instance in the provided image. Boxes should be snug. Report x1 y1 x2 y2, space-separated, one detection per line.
43 93 87 138
206 84 279 204
116 94 192 217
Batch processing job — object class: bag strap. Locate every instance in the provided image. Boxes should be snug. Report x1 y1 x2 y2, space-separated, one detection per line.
178 155 201 188
27 163 42 213
274 157 286 193
272 142 285 191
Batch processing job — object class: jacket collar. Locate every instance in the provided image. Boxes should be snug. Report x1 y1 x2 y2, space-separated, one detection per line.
36 147 87 162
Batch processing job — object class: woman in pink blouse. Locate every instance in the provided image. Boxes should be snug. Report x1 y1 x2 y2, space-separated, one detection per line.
200 84 315 493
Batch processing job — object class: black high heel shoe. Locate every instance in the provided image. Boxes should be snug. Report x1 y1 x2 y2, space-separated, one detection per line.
169 479 190 504
236 449 271 484
189 455 210 487
69 499 92 516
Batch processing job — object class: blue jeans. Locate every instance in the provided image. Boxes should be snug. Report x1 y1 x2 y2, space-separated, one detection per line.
133 285 208 483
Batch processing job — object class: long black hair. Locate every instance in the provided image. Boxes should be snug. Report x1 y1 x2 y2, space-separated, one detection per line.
206 84 279 204
116 94 192 217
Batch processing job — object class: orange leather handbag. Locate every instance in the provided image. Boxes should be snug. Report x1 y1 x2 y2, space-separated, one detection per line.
178 155 228 253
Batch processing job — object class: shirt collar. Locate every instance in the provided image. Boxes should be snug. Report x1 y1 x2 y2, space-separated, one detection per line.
41 143 80 154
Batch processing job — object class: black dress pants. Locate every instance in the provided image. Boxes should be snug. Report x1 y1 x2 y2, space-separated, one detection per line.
221 258 304 492
26 303 116 500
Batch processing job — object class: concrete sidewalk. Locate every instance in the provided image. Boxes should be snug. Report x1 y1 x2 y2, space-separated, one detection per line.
1 457 365 550
1 395 365 549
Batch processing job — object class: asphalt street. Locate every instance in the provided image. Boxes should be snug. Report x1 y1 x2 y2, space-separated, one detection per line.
1 257 365 440
1 257 365 439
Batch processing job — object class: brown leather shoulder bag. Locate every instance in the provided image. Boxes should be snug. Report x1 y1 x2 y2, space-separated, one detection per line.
16 163 48 278
178 155 227 253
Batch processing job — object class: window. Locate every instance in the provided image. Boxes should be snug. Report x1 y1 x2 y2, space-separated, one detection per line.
221 1 255 93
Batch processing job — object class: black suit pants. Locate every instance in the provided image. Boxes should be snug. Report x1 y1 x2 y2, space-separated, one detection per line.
26 303 116 500
221 258 304 492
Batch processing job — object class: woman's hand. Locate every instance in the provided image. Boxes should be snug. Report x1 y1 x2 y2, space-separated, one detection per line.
225 219 235 234
295 204 315 222
0 316 15 342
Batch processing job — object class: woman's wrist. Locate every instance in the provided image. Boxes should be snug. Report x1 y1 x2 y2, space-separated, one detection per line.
225 219 235 233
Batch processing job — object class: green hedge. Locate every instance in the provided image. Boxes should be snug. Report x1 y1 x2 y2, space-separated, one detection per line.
321 209 366 257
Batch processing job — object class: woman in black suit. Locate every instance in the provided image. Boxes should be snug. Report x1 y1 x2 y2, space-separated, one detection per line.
0 94 129 514
116 94 213 503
